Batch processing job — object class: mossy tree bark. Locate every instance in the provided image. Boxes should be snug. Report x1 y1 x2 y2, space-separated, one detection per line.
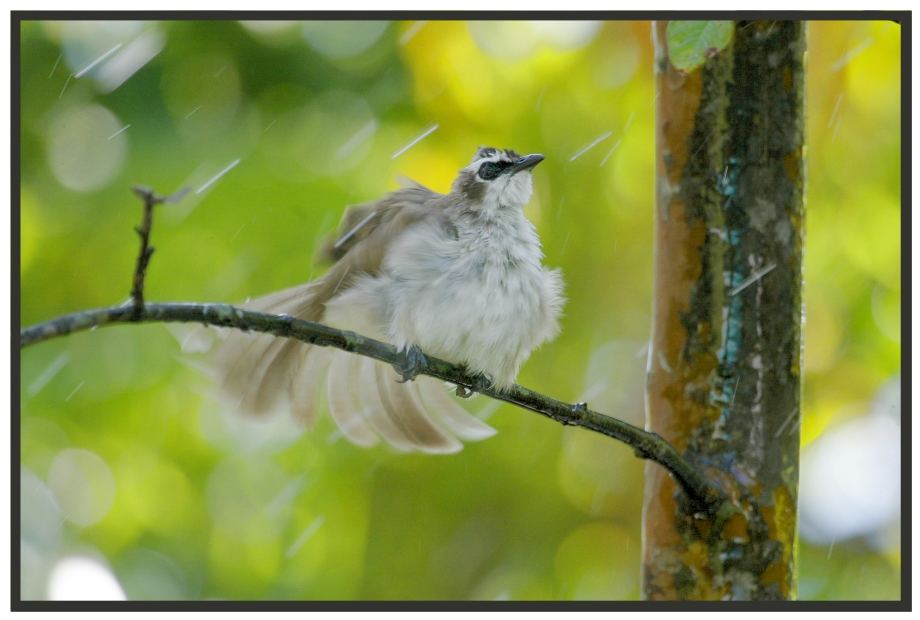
643 21 805 600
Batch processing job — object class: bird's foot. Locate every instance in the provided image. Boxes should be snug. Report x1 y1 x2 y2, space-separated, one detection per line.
475 374 495 392
396 345 429 383
455 373 494 398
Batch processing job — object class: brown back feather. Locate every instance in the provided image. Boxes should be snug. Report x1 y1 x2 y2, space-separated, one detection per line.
316 182 441 263
309 183 454 313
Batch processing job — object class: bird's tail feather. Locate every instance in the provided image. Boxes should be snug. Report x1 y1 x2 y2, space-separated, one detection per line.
215 281 324 418
376 363 462 454
326 351 378 447
416 377 497 442
213 282 496 453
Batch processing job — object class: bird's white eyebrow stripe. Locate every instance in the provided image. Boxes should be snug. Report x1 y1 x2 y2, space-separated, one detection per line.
478 153 510 165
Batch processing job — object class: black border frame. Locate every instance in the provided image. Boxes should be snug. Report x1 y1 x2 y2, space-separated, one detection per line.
10 10 912 612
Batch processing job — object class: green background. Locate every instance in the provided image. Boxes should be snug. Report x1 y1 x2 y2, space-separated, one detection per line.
19 19 901 600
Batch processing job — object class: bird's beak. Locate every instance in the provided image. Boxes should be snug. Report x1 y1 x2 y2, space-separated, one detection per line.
506 153 545 176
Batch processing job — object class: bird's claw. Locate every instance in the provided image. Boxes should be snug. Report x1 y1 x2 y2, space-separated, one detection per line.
396 345 428 383
455 373 494 398
475 374 495 392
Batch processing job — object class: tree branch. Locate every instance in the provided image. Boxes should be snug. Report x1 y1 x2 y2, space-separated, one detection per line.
19 186 725 512
20 302 722 509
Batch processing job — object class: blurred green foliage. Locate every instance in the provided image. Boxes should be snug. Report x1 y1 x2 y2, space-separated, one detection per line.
19 19 900 601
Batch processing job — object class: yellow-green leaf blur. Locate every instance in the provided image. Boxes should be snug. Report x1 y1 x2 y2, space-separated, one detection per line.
19 20 901 601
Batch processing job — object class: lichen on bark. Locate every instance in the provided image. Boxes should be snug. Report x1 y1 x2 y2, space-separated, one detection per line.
644 20 805 600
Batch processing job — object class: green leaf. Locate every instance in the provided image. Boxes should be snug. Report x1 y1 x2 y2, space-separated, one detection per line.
666 21 734 72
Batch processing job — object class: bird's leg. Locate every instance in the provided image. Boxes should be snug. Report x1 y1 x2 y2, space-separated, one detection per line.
395 344 429 383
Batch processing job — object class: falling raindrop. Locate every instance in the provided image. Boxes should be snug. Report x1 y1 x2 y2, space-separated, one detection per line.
623 111 636 133
599 139 622 167
64 380 85 402
831 37 874 72
106 124 131 141
534 86 547 112
93 28 166 93
48 53 62 79
195 158 241 195
73 43 123 79
266 475 310 517
392 123 439 159
28 352 70 396
399 20 427 46
286 516 326 558
336 119 378 160
570 131 614 161
57 74 73 99
827 94 844 129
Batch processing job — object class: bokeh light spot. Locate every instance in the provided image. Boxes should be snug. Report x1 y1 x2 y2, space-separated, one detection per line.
47 104 127 192
468 22 539 60
21 469 63 553
799 409 900 544
47 555 126 601
47 448 116 527
302 21 389 59
530 21 602 50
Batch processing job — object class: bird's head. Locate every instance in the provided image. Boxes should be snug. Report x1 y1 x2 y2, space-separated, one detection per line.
452 146 544 211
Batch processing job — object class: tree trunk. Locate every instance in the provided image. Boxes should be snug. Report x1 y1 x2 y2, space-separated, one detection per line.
642 21 805 600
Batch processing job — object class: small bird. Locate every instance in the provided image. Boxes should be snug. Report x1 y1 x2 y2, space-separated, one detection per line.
215 146 564 453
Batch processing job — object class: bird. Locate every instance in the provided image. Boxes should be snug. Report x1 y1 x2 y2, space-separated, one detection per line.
213 146 564 454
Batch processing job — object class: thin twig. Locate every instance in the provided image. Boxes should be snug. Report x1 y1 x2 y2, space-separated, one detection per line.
128 186 187 320
129 186 162 320
20 186 725 512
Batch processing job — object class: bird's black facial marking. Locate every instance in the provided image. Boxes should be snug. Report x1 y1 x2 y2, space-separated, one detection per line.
470 147 533 182
477 161 505 180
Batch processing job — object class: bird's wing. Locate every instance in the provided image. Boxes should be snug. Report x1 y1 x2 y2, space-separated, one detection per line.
316 182 441 263
214 183 493 454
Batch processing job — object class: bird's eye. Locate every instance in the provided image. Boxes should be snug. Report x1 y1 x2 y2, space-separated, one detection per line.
478 162 501 180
